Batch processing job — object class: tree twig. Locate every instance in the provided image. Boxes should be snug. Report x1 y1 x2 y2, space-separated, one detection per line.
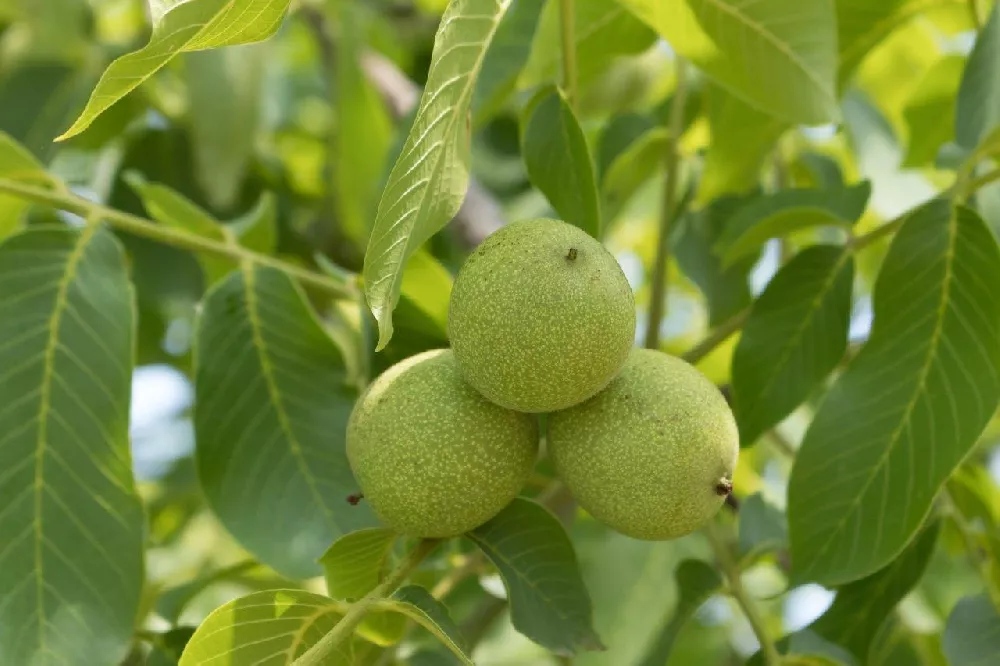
680 307 750 365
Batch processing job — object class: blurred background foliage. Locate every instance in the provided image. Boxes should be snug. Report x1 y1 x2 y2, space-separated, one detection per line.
2 0 999 664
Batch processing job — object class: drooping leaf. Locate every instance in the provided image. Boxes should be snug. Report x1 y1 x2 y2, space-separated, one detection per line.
943 595 1000 665
597 112 656 179
901 55 964 168
363 0 511 350
319 528 405 646
185 43 266 210
521 87 601 238
636 559 723 666
195 265 378 578
57 0 292 140
674 194 756 327
808 521 939 662
732 246 855 446
178 590 350 665
788 201 1000 586
601 128 667 225
616 0 839 124
957 0 1000 152
333 0 394 246
739 493 788 562
716 182 871 267
374 586 473 665
473 0 546 124
0 226 144 666
698 85 787 204
467 498 604 655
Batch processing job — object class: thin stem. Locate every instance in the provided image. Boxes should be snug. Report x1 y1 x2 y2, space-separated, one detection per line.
294 539 441 666
963 167 1000 199
559 0 577 107
681 307 750 365
645 58 689 350
768 430 796 458
847 216 905 252
705 521 780 665
0 178 359 300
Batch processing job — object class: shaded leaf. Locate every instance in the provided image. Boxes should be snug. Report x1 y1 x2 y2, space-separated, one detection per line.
0 129 56 184
467 498 604 655
521 87 601 237
739 493 788 561
957 0 1000 152
601 128 667 225
716 182 871 267
147 627 197 666
0 226 144 666
229 192 277 256
732 246 855 446
788 201 1000 585
943 594 1000 665
363 0 511 350
195 265 377 578
178 590 349 665
617 0 839 124
597 112 655 179
473 0 546 124
808 521 940 662
901 55 964 168
375 586 473 665
637 559 722 666
58 0 291 140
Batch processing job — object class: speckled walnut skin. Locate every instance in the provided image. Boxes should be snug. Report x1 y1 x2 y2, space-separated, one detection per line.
549 349 739 541
448 218 636 413
346 349 539 537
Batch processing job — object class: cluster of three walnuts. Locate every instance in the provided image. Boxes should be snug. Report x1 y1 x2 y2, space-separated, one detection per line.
347 219 739 541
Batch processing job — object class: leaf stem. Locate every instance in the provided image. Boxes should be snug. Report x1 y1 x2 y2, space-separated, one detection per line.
0 178 359 300
962 167 1000 199
705 521 780 665
645 59 689 350
680 307 750 365
559 0 577 107
294 538 441 666
847 216 905 252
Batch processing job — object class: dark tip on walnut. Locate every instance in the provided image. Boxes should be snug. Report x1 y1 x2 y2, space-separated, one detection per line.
566 247 578 261
346 493 364 506
715 478 733 497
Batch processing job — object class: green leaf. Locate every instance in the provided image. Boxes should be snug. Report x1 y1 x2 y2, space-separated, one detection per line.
739 493 788 562
788 201 1000 585
674 194 756 327
0 226 144 666
597 112 656 179
229 192 278 256
178 590 350 665
147 627 197 666
473 0 546 124
901 55 964 168
397 249 453 339
333 1 394 246
57 0 292 140
947 464 1000 528
637 559 723 666
374 586 473 665
943 594 1000 665
363 0 511 351
467 498 604 655
616 0 839 124
521 87 601 238
808 521 940 662
698 85 787 204
0 129 56 184
319 528 405 646
732 246 855 446
601 128 667 225
194 265 378 578
716 182 871 267
184 43 266 210
957 0 1000 152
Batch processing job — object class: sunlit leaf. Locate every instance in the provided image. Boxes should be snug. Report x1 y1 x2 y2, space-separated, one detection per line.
521 87 601 238
468 498 604 655
473 0 546 124
58 0 292 140
363 0 512 350
636 560 722 666
0 226 144 666
943 594 1000 665
616 0 839 124
789 201 1000 585
732 246 855 446
901 55 964 168
195 265 378 578
957 0 1000 152
375 586 473 664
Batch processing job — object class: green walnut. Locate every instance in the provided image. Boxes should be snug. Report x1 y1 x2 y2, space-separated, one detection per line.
346 349 538 537
448 218 635 413
548 349 739 540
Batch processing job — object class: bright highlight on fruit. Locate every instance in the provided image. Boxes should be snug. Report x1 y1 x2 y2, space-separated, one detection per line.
346 349 538 538
548 349 739 541
448 218 636 413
